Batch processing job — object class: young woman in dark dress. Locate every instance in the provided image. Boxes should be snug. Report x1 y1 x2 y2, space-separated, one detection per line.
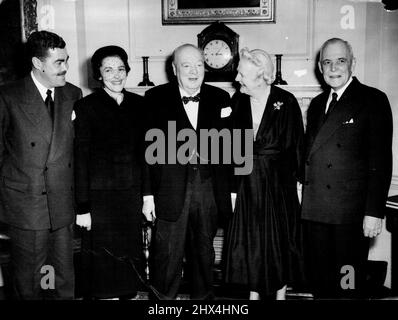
74 46 145 299
224 48 305 300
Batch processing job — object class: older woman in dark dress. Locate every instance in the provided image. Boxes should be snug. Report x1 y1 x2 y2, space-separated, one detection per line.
224 48 305 300
74 46 145 299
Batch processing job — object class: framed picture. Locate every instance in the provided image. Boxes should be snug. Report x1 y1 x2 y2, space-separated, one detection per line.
21 0 38 41
0 0 37 86
162 0 275 24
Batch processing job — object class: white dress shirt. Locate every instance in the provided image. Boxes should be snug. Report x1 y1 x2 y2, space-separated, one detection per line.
325 76 353 113
179 87 200 130
31 71 54 102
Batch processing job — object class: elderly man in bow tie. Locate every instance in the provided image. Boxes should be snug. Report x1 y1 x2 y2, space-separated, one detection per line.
142 43 232 300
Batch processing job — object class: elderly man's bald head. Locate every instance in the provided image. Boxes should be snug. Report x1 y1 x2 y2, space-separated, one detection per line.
172 44 204 67
172 44 205 95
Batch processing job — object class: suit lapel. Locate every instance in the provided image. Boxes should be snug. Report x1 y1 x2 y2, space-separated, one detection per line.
309 79 363 157
312 93 329 136
172 84 196 131
19 77 53 144
232 93 253 134
255 87 276 141
254 86 283 141
48 86 77 162
196 85 209 131
47 87 66 161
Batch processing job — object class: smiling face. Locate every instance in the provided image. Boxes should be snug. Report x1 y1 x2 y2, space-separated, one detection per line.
173 45 205 95
33 47 69 88
235 58 268 97
319 40 356 91
99 56 127 93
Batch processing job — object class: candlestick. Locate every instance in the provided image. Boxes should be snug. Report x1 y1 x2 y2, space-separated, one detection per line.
272 54 287 85
138 56 154 86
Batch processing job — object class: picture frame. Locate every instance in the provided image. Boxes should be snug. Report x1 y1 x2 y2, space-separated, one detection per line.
0 0 37 86
162 0 275 25
21 0 38 42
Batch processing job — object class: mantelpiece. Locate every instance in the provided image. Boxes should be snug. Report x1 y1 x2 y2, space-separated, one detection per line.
126 83 322 127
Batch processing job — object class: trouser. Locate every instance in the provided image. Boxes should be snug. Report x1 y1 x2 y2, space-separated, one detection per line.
151 168 218 299
303 220 369 299
9 223 74 300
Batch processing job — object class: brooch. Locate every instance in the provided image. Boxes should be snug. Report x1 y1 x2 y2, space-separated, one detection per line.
273 101 284 110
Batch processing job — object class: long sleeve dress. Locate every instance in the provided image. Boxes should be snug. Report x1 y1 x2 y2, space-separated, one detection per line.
74 88 145 299
224 85 305 296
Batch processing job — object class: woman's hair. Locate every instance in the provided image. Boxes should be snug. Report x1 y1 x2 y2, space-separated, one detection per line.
91 45 131 81
240 47 275 85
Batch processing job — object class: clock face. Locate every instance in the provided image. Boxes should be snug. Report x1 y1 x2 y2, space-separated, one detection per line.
203 39 232 70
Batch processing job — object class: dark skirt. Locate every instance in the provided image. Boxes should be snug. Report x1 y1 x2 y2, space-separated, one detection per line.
224 158 304 296
80 187 144 299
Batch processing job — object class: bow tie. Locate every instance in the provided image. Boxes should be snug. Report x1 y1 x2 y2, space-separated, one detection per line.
182 94 200 104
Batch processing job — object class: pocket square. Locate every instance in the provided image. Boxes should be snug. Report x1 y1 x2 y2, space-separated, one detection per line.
343 118 354 124
71 110 76 121
221 107 232 118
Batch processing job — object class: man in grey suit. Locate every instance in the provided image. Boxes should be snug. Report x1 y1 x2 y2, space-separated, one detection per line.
0 31 82 299
301 38 392 299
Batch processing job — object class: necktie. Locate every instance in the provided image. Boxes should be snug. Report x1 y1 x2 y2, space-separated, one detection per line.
182 94 200 105
45 89 54 122
326 92 338 116
323 92 338 122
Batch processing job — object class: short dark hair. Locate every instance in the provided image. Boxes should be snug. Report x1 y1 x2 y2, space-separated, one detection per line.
26 30 66 60
91 45 131 81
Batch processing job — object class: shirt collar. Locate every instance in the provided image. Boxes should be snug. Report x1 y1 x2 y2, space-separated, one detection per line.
31 71 54 101
330 76 353 100
179 87 200 99
103 87 124 105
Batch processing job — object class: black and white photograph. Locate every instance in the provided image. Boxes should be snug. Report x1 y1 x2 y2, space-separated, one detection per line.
0 0 398 316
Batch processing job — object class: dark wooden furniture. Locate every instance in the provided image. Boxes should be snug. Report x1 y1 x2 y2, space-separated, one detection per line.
386 195 398 295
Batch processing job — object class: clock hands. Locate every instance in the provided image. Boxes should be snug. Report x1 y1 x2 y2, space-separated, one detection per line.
215 43 226 56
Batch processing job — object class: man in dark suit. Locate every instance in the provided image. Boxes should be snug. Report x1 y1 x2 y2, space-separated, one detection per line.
0 31 82 299
301 38 393 299
142 44 232 299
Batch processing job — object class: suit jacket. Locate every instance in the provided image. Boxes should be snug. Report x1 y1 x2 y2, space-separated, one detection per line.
0 75 82 230
301 77 392 224
74 89 144 214
143 81 232 223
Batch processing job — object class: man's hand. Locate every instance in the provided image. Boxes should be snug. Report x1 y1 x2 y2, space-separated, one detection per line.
76 213 92 231
142 196 156 222
363 215 382 238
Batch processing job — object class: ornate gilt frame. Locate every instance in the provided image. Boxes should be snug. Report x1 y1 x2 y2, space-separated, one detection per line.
162 0 275 24
20 0 38 41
